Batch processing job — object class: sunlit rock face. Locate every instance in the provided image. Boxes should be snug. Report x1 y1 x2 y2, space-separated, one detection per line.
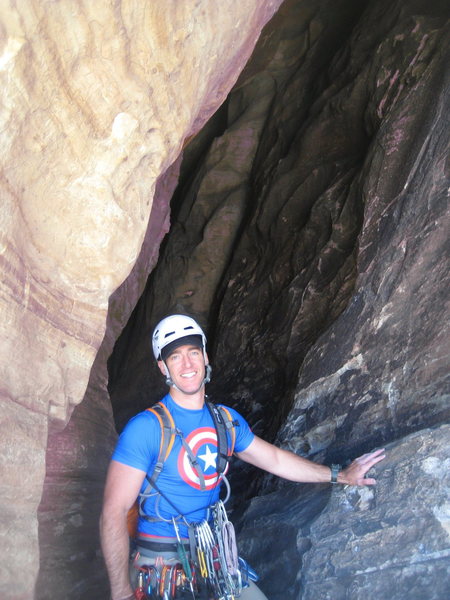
0 2 284 599
108 0 449 598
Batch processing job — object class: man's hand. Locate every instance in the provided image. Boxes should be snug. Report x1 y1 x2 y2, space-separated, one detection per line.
338 448 386 485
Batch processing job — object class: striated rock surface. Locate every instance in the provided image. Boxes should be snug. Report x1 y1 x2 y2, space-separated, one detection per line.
36 155 183 600
0 2 283 599
237 425 450 600
302 426 450 600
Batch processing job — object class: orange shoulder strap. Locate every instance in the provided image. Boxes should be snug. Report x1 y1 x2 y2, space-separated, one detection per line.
145 402 176 466
218 406 237 455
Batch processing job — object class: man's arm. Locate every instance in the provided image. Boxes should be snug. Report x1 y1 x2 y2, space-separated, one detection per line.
236 436 385 485
100 460 146 600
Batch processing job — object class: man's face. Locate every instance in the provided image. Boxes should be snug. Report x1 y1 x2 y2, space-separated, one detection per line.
158 343 208 395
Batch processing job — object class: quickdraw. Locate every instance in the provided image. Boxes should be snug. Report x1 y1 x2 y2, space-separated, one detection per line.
192 501 242 600
214 501 239 577
172 517 196 598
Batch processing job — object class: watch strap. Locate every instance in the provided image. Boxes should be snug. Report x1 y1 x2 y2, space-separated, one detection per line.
330 463 341 484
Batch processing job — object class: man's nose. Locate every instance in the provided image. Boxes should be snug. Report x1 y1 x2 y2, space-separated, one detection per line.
181 352 193 367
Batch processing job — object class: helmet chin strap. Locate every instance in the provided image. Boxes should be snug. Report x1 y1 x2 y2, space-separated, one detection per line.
163 362 212 395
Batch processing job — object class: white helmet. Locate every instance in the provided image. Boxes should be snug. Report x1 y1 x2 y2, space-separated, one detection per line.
152 314 207 361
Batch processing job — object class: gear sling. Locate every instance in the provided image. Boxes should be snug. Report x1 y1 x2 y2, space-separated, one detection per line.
132 400 245 599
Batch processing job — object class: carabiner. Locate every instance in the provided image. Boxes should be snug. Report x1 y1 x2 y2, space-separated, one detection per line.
197 548 208 578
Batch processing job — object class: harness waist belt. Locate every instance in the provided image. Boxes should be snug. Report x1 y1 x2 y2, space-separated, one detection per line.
136 538 190 553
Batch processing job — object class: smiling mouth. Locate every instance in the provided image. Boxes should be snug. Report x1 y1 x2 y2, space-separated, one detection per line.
181 371 197 378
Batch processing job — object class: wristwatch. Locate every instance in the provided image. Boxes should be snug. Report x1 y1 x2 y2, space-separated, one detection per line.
330 464 341 484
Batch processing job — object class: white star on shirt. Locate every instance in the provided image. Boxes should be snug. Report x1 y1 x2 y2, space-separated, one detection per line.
198 445 217 471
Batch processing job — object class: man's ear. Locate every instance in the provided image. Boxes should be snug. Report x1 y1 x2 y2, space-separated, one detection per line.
204 352 209 365
157 360 167 376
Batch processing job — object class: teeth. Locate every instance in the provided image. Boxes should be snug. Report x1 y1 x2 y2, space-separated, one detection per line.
181 372 196 378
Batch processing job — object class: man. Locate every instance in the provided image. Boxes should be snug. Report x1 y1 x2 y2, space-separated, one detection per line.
100 314 385 600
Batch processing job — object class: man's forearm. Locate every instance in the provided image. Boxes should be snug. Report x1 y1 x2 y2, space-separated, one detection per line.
238 437 385 486
238 438 332 482
100 509 134 600
267 447 332 483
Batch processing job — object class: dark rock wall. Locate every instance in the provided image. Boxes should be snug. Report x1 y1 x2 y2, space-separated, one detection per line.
232 1 450 598
107 1 449 598
301 426 450 600
108 0 373 429
237 425 450 600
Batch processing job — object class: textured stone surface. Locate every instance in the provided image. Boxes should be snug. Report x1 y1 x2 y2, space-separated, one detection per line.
0 0 283 424
302 427 450 600
0 400 47 599
237 426 450 599
0 2 283 598
36 152 183 600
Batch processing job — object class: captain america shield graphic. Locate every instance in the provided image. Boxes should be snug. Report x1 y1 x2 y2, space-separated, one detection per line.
177 427 228 490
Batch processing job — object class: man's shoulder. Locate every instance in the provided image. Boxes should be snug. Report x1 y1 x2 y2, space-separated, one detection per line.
123 401 167 432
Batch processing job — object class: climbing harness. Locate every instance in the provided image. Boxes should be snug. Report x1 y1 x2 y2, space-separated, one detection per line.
134 500 247 599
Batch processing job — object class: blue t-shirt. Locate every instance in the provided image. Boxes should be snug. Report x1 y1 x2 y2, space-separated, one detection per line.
112 394 254 538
